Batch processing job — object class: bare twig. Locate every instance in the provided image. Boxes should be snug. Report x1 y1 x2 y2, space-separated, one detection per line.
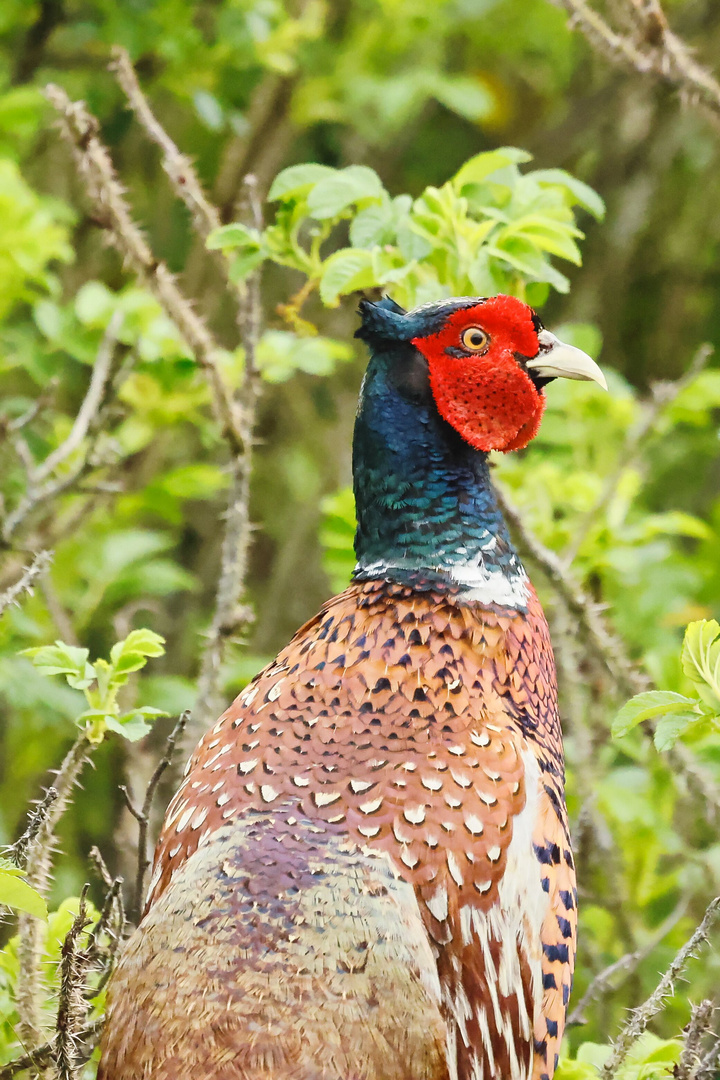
2 318 127 543
601 897 720 1079
0 1020 103 1080
677 1000 715 1080
84 875 125 998
88 845 114 890
568 951 641 1026
43 83 248 456
496 482 648 699
34 311 123 485
1 379 59 438
568 895 689 1025
16 733 92 1046
121 711 189 920
550 0 720 128
0 550 53 618
55 885 93 1080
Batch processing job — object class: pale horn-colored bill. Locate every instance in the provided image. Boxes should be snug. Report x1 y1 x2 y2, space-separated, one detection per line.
526 329 607 389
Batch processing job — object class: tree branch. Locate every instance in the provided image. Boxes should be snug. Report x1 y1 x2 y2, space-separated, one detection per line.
16 734 92 1047
676 1000 715 1080
602 897 720 1079
550 0 720 128
188 175 263 747
55 885 93 1080
495 481 648 698
0 550 53 618
109 47 223 243
34 311 123 485
43 83 249 457
120 711 188 921
0 1021 103 1080
6 786 58 870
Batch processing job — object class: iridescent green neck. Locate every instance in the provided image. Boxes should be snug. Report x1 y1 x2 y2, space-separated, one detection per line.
352 341 528 609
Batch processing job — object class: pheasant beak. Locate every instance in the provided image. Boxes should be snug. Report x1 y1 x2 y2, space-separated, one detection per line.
525 329 607 390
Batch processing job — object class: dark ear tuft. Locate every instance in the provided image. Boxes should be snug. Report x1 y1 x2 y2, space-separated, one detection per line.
356 296 409 342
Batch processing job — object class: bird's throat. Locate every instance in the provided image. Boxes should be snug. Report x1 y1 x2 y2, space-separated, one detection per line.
351 345 529 610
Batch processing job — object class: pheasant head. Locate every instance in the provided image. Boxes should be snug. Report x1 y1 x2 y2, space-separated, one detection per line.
356 293 606 453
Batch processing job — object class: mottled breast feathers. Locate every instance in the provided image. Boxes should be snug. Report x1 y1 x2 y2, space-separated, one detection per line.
100 580 576 1080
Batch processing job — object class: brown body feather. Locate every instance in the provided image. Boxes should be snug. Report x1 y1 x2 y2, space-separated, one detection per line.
99 580 575 1080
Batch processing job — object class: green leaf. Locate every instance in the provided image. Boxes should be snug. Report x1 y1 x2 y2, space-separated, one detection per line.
20 642 94 688
307 166 385 220
319 248 378 306
653 711 702 751
104 715 152 742
349 202 395 249
681 619 720 710
0 869 47 918
431 75 495 123
453 147 533 191
612 690 697 738
229 248 266 282
110 629 166 676
268 163 336 201
531 168 606 220
74 280 116 326
206 223 262 251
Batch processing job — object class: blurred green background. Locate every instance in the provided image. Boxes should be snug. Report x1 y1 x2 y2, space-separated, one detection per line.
1 0 720 1074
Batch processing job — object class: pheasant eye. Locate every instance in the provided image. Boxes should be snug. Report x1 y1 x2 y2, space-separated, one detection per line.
461 327 489 352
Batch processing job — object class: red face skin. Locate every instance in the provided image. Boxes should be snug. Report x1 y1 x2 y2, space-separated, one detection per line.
411 295 546 452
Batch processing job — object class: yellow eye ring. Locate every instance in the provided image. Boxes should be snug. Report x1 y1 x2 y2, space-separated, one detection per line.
461 327 489 352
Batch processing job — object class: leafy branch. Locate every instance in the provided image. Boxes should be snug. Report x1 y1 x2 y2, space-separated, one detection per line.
208 148 605 319
22 628 168 743
614 620 720 751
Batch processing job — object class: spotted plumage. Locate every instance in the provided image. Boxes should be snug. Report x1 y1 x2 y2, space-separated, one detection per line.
99 294 605 1080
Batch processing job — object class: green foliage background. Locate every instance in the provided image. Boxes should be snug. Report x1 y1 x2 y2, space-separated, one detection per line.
0 0 720 1075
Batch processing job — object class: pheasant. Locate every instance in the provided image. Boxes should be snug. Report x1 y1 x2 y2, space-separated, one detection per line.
99 294 606 1080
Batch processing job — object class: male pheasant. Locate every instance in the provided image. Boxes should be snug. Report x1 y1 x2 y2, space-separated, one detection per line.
99 294 606 1080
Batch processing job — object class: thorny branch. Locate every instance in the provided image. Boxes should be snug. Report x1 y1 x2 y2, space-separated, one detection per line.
43 83 249 457
676 1000 715 1080
0 550 53 619
550 0 720 128
120 711 188 921
83 875 125 998
499 480 720 817
16 733 92 1046
602 897 720 1079
6 786 58 870
55 885 93 1080
0 1021 103 1080
189 175 263 747
109 47 222 244
45 62 262 751
696 1033 720 1080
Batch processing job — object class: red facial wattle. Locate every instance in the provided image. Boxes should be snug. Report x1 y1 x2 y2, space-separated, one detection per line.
411 296 545 453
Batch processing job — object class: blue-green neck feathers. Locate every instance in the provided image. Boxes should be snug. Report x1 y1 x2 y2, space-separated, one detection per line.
352 338 529 609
